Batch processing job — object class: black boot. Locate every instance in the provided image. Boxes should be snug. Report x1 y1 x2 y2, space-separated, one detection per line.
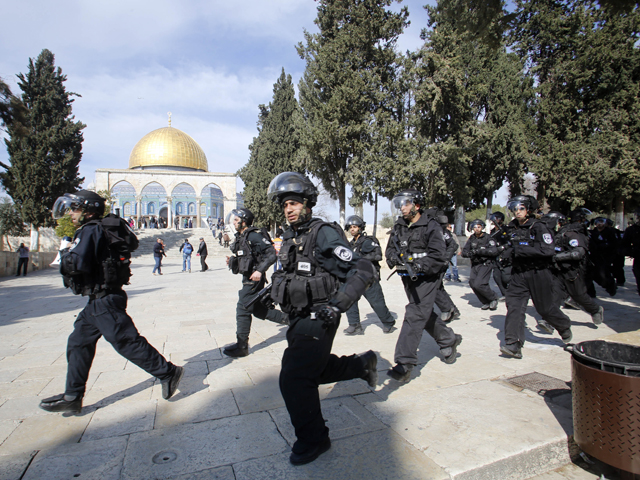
39 394 83 414
223 338 249 357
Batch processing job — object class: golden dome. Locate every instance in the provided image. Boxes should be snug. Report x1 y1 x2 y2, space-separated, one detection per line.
128 125 208 171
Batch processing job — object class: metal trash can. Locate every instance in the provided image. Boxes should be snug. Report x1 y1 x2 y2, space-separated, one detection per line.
567 340 640 474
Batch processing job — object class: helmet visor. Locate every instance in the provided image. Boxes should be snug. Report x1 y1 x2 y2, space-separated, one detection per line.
594 217 606 226
507 200 528 213
391 195 416 216
225 212 240 229
52 194 81 220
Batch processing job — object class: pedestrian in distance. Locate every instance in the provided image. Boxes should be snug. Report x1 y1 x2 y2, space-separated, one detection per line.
39 190 183 415
152 238 166 275
586 216 618 297
500 195 573 359
179 238 193 272
266 172 378 466
385 189 462 383
444 224 461 282
197 237 208 272
342 215 396 335
223 208 288 357
16 243 29 276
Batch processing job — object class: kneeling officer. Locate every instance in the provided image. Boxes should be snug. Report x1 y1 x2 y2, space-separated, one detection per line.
40 190 184 414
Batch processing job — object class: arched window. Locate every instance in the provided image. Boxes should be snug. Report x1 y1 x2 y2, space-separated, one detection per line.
123 203 131 216
176 202 184 215
148 202 155 214
188 203 196 215
200 203 207 216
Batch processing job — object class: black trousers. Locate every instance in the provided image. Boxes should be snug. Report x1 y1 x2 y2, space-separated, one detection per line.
279 315 365 453
16 257 28 276
65 291 174 397
345 279 394 326
586 258 616 296
394 275 456 366
492 264 511 297
434 272 456 313
613 254 625 284
633 257 640 294
558 267 600 315
200 254 208 271
236 277 286 341
504 269 571 346
469 263 498 305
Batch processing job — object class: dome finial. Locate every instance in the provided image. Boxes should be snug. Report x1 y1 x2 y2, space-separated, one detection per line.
168 112 172 127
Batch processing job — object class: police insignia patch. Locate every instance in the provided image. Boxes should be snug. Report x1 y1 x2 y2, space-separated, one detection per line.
569 239 579 247
543 234 553 244
333 246 353 261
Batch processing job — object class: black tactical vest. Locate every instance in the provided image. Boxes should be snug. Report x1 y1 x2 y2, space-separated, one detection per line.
231 226 261 275
270 219 341 314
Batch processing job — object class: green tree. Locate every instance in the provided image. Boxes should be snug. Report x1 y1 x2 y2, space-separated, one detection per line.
238 69 302 229
297 0 409 224
511 0 640 217
0 49 85 250
54 214 78 239
0 78 28 145
0 197 28 250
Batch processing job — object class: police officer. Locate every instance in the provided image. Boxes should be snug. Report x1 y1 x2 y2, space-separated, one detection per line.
462 219 500 310
586 217 618 297
267 172 378 465
385 189 462 382
343 214 396 334
500 196 572 359
40 191 184 414
435 213 461 322
606 219 626 286
550 209 604 325
489 212 512 298
224 208 287 358
621 208 640 296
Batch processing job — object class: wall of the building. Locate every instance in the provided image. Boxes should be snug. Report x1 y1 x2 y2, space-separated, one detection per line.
1 251 58 277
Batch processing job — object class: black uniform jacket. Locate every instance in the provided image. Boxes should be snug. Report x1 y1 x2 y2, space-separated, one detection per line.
462 232 499 265
62 222 108 290
386 214 447 278
507 218 555 269
350 233 382 270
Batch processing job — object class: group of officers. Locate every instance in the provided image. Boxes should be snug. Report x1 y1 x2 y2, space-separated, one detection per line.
39 174 639 468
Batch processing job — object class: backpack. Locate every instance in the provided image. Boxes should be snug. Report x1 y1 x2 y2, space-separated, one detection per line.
93 214 139 289
183 242 193 255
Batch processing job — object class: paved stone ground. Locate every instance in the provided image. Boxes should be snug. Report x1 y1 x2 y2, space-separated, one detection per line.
1 255 638 480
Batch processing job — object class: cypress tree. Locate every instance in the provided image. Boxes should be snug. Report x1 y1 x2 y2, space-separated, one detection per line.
238 69 302 229
1 49 85 250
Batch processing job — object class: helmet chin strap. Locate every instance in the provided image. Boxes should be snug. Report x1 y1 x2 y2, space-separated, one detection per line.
404 205 419 221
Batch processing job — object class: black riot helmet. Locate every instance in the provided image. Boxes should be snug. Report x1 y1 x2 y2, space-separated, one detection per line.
435 210 449 225
226 208 255 231
605 218 614 228
344 215 366 232
592 216 607 228
489 211 505 225
391 189 424 221
507 195 537 214
267 172 318 208
467 219 486 232
542 211 567 229
52 190 106 222
568 207 592 224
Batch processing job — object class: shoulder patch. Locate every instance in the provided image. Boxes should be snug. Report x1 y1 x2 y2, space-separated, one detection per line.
543 233 553 244
262 238 271 245
569 239 579 247
333 246 353 262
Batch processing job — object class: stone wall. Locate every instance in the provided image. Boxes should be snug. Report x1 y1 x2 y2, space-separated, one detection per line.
2 228 61 253
1 251 58 277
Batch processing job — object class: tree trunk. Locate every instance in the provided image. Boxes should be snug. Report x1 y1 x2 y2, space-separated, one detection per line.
615 197 625 230
354 203 364 218
486 195 494 220
339 184 346 227
373 192 378 238
454 205 465 236
30 224 39 252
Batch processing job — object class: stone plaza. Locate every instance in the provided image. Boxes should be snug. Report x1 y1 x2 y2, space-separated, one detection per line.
0 239 638 480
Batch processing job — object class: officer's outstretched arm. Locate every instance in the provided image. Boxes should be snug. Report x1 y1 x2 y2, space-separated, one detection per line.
329 258 377 312
255 246 277 273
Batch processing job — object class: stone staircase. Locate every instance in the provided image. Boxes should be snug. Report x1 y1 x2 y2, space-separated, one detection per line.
131 227 231 258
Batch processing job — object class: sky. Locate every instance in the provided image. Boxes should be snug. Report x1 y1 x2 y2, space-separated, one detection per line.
0 0 506 224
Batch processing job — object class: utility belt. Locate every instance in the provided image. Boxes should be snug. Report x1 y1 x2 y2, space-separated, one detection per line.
512 260 551 274
89 288 123 300
408 252 427 259
472 258 493 267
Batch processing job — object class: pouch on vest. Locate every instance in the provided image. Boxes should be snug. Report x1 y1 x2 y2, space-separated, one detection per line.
229 256 239 275
288 276 310 309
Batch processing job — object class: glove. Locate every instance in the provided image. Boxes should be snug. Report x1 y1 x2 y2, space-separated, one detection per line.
407 261 422 273
316 306 341 329
386 252 401 269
